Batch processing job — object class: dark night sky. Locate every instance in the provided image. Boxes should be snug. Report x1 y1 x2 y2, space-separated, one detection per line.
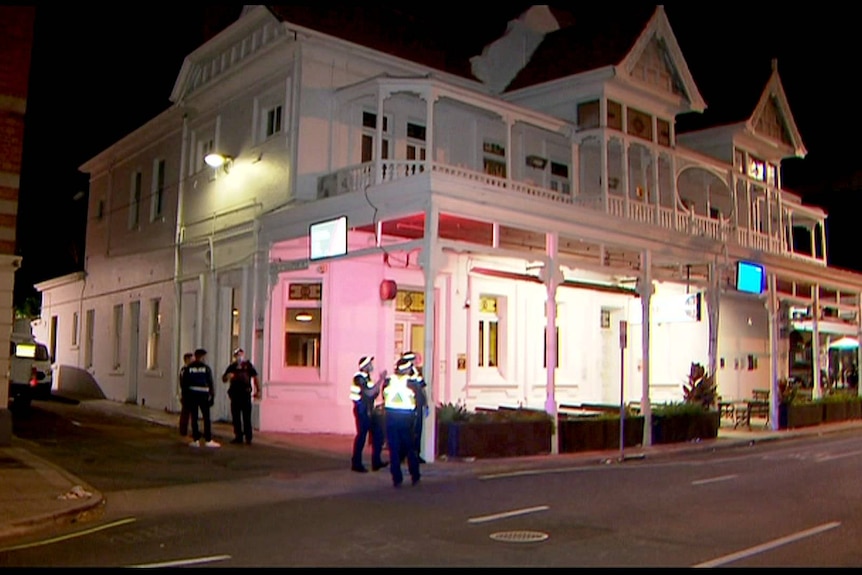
15 4 861 310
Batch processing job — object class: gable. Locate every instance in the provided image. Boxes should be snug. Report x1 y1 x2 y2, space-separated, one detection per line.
619 6 705 113
748 61 806 157
754 95 793 147
628 35 686 98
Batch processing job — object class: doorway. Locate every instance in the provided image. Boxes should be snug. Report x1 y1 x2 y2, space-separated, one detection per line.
127 300 140 404
395 318 424 375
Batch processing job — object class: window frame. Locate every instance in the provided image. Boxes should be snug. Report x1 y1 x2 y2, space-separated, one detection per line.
147 298 161 371
151 158 165 222
128 170 142 229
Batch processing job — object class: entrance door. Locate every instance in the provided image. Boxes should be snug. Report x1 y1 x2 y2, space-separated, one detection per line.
128 300 140 404
395 318 424 375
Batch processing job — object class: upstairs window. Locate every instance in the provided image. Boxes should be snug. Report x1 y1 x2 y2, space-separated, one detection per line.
264 104 282 139
128 170 142 229
550 161 570 195
483 141 506 178
197 136 214 173
577 100 600 130
406 121 426 161
361 111 391 162
607 100 622 131
657 118 671 146
747 156 766 181
627 108 653 141
734 148 745 174
151 158 165 221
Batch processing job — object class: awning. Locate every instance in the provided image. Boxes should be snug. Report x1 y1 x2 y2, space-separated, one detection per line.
470 267 639 297
829 336 859 350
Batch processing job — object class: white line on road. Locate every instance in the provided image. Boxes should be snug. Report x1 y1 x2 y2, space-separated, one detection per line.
0 517 137 553
126 554 232 568
693 521 841 568
815 449 862 462
691 474 738 486
468 505 550 524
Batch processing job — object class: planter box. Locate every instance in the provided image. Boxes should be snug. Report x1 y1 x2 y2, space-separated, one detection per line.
437 419 553 459
778 402 823 429
849 400 862 420
822 400 849 423
651 410 720 445
558 415 645 453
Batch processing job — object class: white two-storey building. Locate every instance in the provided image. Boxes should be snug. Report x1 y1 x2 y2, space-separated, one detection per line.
34 5 862 460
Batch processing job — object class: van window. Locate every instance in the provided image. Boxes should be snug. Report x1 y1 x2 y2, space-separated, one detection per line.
13 343 49 361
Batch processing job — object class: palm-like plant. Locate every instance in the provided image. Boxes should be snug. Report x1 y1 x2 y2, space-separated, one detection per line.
682 362 717 409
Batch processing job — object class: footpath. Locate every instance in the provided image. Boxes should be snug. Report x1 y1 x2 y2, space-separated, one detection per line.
2 398 861 545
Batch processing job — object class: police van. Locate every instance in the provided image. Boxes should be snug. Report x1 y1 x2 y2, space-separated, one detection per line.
8 331 53 409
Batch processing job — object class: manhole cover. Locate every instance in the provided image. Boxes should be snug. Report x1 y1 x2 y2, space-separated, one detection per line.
489 530 549 543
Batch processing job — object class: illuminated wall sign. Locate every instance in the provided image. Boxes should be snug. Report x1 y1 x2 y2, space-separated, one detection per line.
652 292 702 323
309 215 347 260
736 261 765 294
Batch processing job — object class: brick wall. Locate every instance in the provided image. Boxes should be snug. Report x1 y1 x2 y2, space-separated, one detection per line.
0 6 35 261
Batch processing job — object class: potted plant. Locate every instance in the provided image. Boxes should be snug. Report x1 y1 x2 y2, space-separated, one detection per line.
557 408 644 453
435 402 554 459
651 363 720 444
777 379 822 429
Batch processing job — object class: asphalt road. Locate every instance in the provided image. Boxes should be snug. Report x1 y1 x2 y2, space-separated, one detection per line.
2 398 862 567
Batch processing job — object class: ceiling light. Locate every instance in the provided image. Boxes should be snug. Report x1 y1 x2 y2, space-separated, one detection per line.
295 312 313 322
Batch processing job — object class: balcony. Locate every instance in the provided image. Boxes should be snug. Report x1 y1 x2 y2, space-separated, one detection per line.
317 159 823 265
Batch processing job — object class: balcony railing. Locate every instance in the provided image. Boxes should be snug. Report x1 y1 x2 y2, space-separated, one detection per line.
317 160 822 263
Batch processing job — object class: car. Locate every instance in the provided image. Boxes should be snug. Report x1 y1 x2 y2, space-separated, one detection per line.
8 338 53 409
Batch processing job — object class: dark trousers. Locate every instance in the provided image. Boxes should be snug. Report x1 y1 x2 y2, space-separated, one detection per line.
179 395 191 436
230 394 253 442
385 408 419 485
188 393 213 442
413 410 423 455
352 404 385 468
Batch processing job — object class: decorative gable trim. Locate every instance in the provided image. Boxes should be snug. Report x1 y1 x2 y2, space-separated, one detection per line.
170 6 285 104
618 5 706 112
747 59 807 158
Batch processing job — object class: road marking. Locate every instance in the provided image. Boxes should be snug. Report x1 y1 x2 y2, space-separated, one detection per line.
693 521 841 568
126 554 232 568
468 505 549 524
0 517 136 552
691 474 738 486
814 449 862 462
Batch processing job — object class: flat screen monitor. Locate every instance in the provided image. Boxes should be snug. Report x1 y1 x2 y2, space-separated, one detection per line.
736 261 765 294
309 215 347 260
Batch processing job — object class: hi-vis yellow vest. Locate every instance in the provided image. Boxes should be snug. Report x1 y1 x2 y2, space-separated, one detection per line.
383 374 416 411
349 371 373 403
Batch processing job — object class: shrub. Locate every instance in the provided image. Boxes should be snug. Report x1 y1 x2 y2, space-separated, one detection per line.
652 401 710 417
436 401 472 423
682 362 717 409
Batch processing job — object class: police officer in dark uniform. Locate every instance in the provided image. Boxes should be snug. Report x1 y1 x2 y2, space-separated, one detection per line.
350 356 387 472
181 348 220 448
383 358 420 487
222 347 260 445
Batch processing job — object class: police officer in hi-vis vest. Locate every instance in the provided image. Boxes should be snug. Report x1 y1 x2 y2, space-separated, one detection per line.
400 351 427 463
383 358 420 487
350 356 387 472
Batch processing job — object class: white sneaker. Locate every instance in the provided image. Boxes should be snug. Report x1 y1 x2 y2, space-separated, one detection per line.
205 440 221 448
189 440 201 448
